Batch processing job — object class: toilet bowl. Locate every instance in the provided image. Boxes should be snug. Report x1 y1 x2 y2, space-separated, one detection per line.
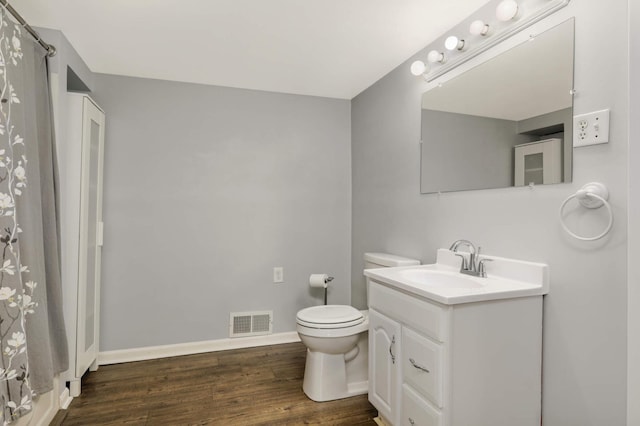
296 253 420 402
296 305 369 402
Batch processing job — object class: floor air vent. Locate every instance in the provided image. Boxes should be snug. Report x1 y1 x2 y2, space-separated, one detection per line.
229 311 273 337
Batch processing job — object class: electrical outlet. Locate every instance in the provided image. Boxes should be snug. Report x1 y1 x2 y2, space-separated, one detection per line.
573 109 610 147
273 267 284 283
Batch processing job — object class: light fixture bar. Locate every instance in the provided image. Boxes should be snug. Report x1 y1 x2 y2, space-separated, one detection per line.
425 0 569 82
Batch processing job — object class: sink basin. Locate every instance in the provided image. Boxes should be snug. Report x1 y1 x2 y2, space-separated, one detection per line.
364 248 549 305
397 269 484 289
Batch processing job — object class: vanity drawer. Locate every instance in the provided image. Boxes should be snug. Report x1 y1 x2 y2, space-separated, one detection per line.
368 281 448 342
402 384 442 426
402 327 443 407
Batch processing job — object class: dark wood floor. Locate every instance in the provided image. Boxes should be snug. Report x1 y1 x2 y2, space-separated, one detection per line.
50 342 378 425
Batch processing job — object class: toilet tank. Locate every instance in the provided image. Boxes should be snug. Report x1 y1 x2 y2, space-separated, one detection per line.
363 253 420 270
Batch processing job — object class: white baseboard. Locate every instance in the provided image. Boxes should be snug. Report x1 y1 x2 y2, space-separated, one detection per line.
59 386 72 409
98 331 301 365
14 378 62 426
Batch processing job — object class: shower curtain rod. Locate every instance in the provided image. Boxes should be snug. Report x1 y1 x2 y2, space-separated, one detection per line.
0 0 56 57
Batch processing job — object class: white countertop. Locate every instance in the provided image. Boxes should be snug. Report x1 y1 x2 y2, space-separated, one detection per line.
364 249 549 305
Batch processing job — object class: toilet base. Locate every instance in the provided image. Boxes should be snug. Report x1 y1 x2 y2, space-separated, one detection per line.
302 349 368 402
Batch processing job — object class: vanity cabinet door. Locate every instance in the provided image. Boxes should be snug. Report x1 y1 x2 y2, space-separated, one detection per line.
369 309 402 425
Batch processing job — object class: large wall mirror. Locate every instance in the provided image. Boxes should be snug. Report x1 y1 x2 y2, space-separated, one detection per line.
420 19 574 194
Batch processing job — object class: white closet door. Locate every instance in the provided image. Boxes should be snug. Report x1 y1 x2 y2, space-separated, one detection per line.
76 96 105 377
514 139 562 187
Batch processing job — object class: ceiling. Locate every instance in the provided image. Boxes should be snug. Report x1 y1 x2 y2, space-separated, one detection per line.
16 0 491 99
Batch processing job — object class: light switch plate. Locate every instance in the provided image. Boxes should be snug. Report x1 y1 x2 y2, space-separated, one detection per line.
573 109 610 147
273 267 284 283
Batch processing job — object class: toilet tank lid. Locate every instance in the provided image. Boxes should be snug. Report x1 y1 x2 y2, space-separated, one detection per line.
364 252 420 267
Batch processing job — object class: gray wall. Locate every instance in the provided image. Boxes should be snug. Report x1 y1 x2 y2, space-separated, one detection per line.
37 28 94 151
629 1 639 423
93 75 351 350
351 1 628 425
420 109 531 192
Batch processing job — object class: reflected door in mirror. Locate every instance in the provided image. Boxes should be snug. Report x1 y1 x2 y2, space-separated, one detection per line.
514 138 562 186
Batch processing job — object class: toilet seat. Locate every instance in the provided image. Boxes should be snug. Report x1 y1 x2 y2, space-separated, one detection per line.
296 305 364 329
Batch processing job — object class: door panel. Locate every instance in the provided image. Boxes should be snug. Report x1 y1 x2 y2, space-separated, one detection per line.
76 97 105 377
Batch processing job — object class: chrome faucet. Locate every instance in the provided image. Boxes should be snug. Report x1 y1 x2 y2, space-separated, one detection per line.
449 239 491 277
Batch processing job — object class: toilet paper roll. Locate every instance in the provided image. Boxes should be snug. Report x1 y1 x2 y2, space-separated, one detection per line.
309 274 330 288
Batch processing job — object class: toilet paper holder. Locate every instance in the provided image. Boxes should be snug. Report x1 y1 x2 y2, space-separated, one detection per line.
310 274 334 305
323 277 333 305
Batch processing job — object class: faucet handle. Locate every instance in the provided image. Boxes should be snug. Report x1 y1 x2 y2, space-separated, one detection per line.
478 258 493 278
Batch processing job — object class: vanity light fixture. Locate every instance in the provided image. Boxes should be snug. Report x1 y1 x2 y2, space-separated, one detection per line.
427 49 445 64
469 19 490 36
409 0 569 81
444 35 465 51
496 0 519 21
410 60 429 76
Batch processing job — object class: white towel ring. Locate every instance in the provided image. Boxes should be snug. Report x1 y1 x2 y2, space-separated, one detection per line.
559 182 613 241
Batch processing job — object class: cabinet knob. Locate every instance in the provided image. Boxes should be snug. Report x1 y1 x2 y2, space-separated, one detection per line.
409 418 415 425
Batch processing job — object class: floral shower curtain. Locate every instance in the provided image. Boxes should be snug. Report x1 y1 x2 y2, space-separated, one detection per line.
0 5 68 424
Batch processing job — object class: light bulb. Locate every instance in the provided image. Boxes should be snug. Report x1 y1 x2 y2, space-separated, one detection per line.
496 0 519 21
410 60 428 76
469 20 490 36
427 50 445 64
445 35 465 51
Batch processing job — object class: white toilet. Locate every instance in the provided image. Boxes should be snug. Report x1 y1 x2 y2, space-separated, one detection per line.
296 252 420 402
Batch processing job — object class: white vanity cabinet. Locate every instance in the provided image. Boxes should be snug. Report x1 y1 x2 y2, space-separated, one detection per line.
367 279 543 426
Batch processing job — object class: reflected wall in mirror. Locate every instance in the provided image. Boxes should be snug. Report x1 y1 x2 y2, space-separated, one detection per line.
420 19 574 194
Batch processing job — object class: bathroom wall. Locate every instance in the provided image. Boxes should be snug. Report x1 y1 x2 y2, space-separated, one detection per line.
420 107 571 193
628 1 639 423
37 28 95 120
92 75 351 350
351 1 628 425
420 109 531 192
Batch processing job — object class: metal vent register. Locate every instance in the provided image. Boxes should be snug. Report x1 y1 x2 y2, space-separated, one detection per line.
229 311 273 337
